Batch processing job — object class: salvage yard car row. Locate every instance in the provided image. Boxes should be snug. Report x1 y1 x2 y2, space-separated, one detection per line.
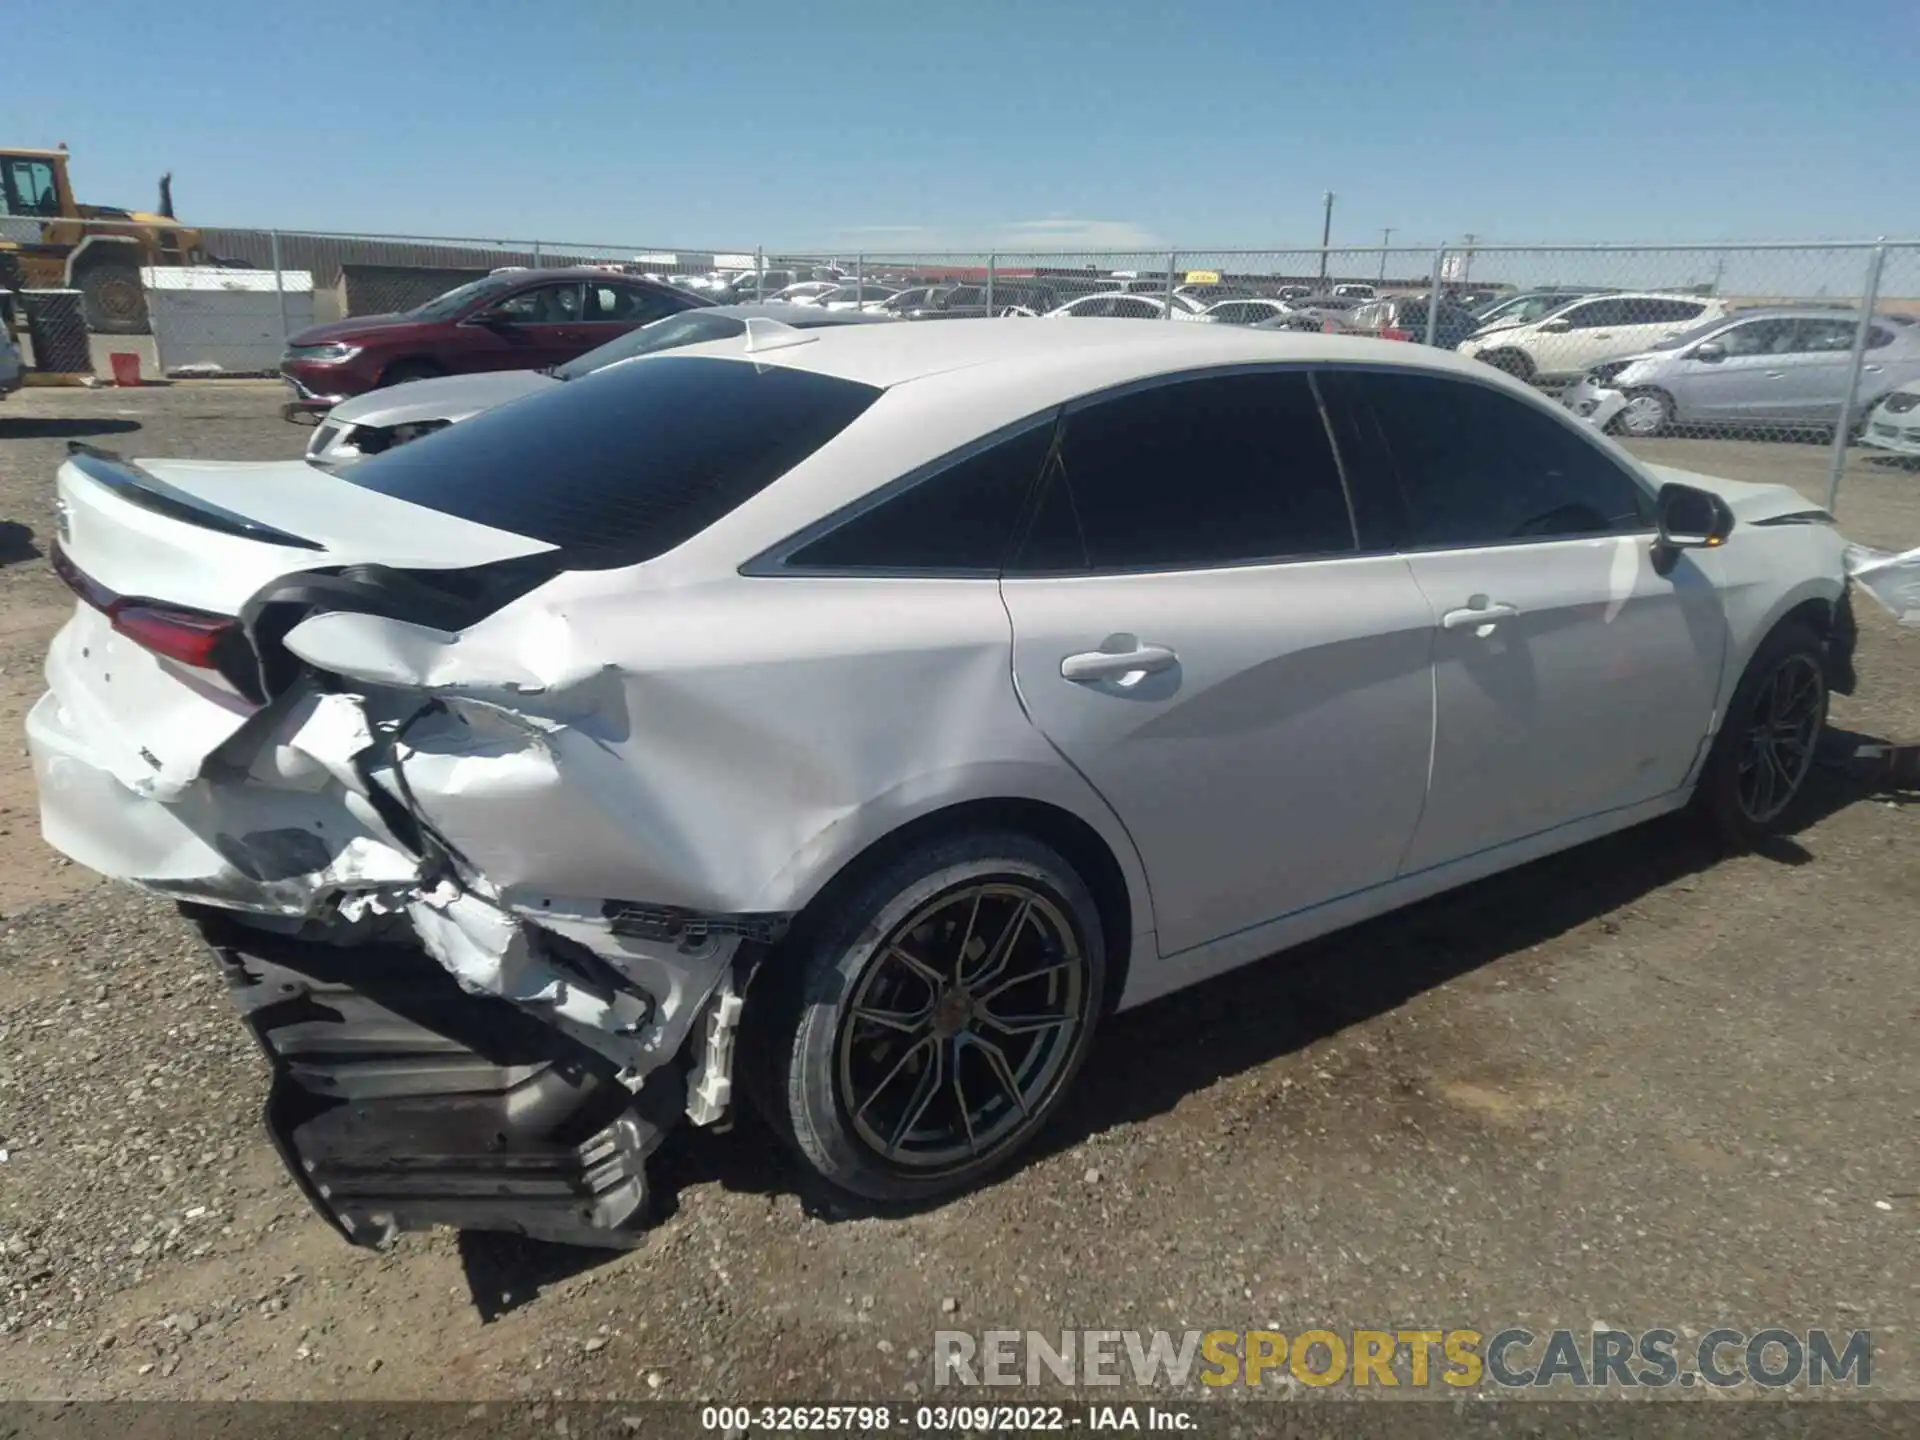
27 298 1875 1256
274 266 1920 468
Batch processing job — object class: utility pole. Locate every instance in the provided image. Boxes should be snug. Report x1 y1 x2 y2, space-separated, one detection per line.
1378 227 1394 282
1317 191 1335 282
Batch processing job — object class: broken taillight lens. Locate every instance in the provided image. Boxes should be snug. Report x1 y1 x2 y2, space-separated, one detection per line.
51 541 238 671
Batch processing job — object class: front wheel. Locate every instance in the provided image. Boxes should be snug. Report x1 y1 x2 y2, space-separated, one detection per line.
1694 621 1829 849
77 258 150 335
759 831 1106 1203
380 358 445 387
1614 388 1674 438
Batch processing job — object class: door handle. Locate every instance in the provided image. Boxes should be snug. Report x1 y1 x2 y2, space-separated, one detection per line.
1765 370 1785 379
1060 644 1178 683
1441 600 1519 631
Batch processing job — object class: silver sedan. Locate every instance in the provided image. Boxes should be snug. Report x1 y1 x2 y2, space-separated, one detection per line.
1562 308 1920 437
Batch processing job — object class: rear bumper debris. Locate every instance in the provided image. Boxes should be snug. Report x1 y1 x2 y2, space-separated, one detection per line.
28 653 775 1247
201 911 682 1248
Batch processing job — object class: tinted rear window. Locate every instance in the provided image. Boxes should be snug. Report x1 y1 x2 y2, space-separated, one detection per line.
340 356 882 568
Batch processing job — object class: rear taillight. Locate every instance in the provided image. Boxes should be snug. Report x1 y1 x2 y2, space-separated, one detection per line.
1380 327 1413 342
109 603 236 669
51 541 238 671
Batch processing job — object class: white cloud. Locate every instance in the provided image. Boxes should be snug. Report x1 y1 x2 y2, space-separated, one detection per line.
817 217 1168 255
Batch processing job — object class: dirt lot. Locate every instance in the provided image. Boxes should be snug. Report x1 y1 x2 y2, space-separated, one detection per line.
0 382 1915 1403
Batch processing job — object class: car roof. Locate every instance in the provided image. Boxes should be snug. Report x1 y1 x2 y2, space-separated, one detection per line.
670 315 1519 392
1719 306 1903 323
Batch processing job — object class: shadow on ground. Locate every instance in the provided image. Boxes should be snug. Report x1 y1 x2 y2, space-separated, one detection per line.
0 417 141 440
458 729 1913 1315
0 521 38 566
647 729 1907 1220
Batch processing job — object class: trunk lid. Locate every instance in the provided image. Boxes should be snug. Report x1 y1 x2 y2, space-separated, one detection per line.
57 448 556 616
43 447 561 791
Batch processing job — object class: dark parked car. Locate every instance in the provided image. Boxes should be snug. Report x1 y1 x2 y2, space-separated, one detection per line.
1342 295 1485 349
279 268 709 420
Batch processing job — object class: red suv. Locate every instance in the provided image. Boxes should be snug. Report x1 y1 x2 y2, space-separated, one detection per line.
279 268 709 420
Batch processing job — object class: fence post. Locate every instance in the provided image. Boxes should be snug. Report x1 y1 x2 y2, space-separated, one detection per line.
1165 251 1178 317
533 240 542 271
1424 247 1448 346
755 246 765 303
1825 241 1888 513
856 253 865 309
986 254 996 316
269 229 290 349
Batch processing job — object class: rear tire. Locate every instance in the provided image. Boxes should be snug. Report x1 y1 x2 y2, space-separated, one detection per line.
1693 620 1829 851
76 258 150 335
755 830 1105 1204
380 358 445 387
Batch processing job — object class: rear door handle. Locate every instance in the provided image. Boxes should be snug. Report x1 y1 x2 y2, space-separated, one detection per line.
1061 644 1178 683
1441 600 1519 631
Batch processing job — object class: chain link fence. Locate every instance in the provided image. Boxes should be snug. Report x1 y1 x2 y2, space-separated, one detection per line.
6 220 1917 508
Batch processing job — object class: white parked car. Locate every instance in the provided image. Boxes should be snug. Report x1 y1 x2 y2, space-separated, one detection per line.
1201 297 1299 326
1045 292 1211 321
1458 293 1730 384
30 321 1856 1249
1861 380 1920 458
1332 283 1377 299
773 281 840 304
814 283 901 313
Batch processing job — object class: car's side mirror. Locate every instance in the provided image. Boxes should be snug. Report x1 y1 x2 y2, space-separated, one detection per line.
1539 318 1573 333
1691 340 1726 362
1655 482 1735 550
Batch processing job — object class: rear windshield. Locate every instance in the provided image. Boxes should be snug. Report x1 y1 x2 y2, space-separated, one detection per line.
339 356 882 568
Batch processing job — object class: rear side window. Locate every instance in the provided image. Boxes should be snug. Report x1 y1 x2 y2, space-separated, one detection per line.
782 420 1055 572
340 356 881 568
1319 369 1653 550
1011 371 1355 573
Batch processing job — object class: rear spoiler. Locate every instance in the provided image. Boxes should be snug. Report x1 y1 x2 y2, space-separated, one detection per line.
65 442 324 551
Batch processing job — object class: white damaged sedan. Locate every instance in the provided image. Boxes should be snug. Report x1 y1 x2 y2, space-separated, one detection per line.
30 321 1858 1248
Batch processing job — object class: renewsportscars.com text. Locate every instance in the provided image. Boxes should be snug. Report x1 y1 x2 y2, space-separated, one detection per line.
933 1327 1873 1390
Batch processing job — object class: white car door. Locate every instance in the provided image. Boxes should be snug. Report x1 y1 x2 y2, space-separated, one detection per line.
1317 368 1727 871
999 370 1437 958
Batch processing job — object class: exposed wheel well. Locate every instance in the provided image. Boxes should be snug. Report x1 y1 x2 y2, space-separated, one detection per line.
1769 592 1856 696
779 798 1136 1013
1480 347 1535 380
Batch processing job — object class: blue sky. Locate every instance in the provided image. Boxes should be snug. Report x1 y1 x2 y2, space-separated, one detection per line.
8 0 1915 254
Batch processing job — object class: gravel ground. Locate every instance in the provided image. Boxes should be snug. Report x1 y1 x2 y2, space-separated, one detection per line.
0 382 1915 1403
